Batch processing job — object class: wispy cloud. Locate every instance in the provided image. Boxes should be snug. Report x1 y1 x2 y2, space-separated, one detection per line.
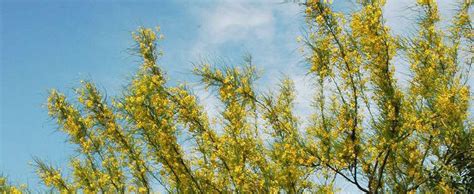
189 0 301 55
194 2 274 50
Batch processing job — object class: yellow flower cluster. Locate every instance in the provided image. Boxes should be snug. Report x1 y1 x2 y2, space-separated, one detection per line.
32 1 472 192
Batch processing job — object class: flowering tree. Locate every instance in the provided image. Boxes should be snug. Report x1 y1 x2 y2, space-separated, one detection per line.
7 0 470 193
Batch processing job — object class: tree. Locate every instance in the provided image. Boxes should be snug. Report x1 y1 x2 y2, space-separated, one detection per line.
29 0 472 193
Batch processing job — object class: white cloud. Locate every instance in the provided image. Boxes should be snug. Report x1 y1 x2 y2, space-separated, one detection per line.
203 3 273 42
191 1 274 55
190 0 301 56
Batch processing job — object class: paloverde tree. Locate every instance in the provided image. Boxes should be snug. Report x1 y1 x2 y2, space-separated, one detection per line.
3 0 471 193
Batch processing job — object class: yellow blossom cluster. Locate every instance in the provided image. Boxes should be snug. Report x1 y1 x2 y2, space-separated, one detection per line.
0 176 28 194
30 1 473 193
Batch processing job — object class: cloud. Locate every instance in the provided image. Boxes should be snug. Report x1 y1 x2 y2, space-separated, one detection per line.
202 3 273 42
190 0 301 56
190 1 275 56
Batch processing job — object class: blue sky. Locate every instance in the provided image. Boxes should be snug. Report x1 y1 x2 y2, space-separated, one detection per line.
0 0 470 191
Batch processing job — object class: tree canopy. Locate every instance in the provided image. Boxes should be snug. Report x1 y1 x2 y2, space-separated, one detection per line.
2 0 472 193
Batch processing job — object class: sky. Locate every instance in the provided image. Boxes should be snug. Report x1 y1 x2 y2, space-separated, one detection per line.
0 0 471 192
